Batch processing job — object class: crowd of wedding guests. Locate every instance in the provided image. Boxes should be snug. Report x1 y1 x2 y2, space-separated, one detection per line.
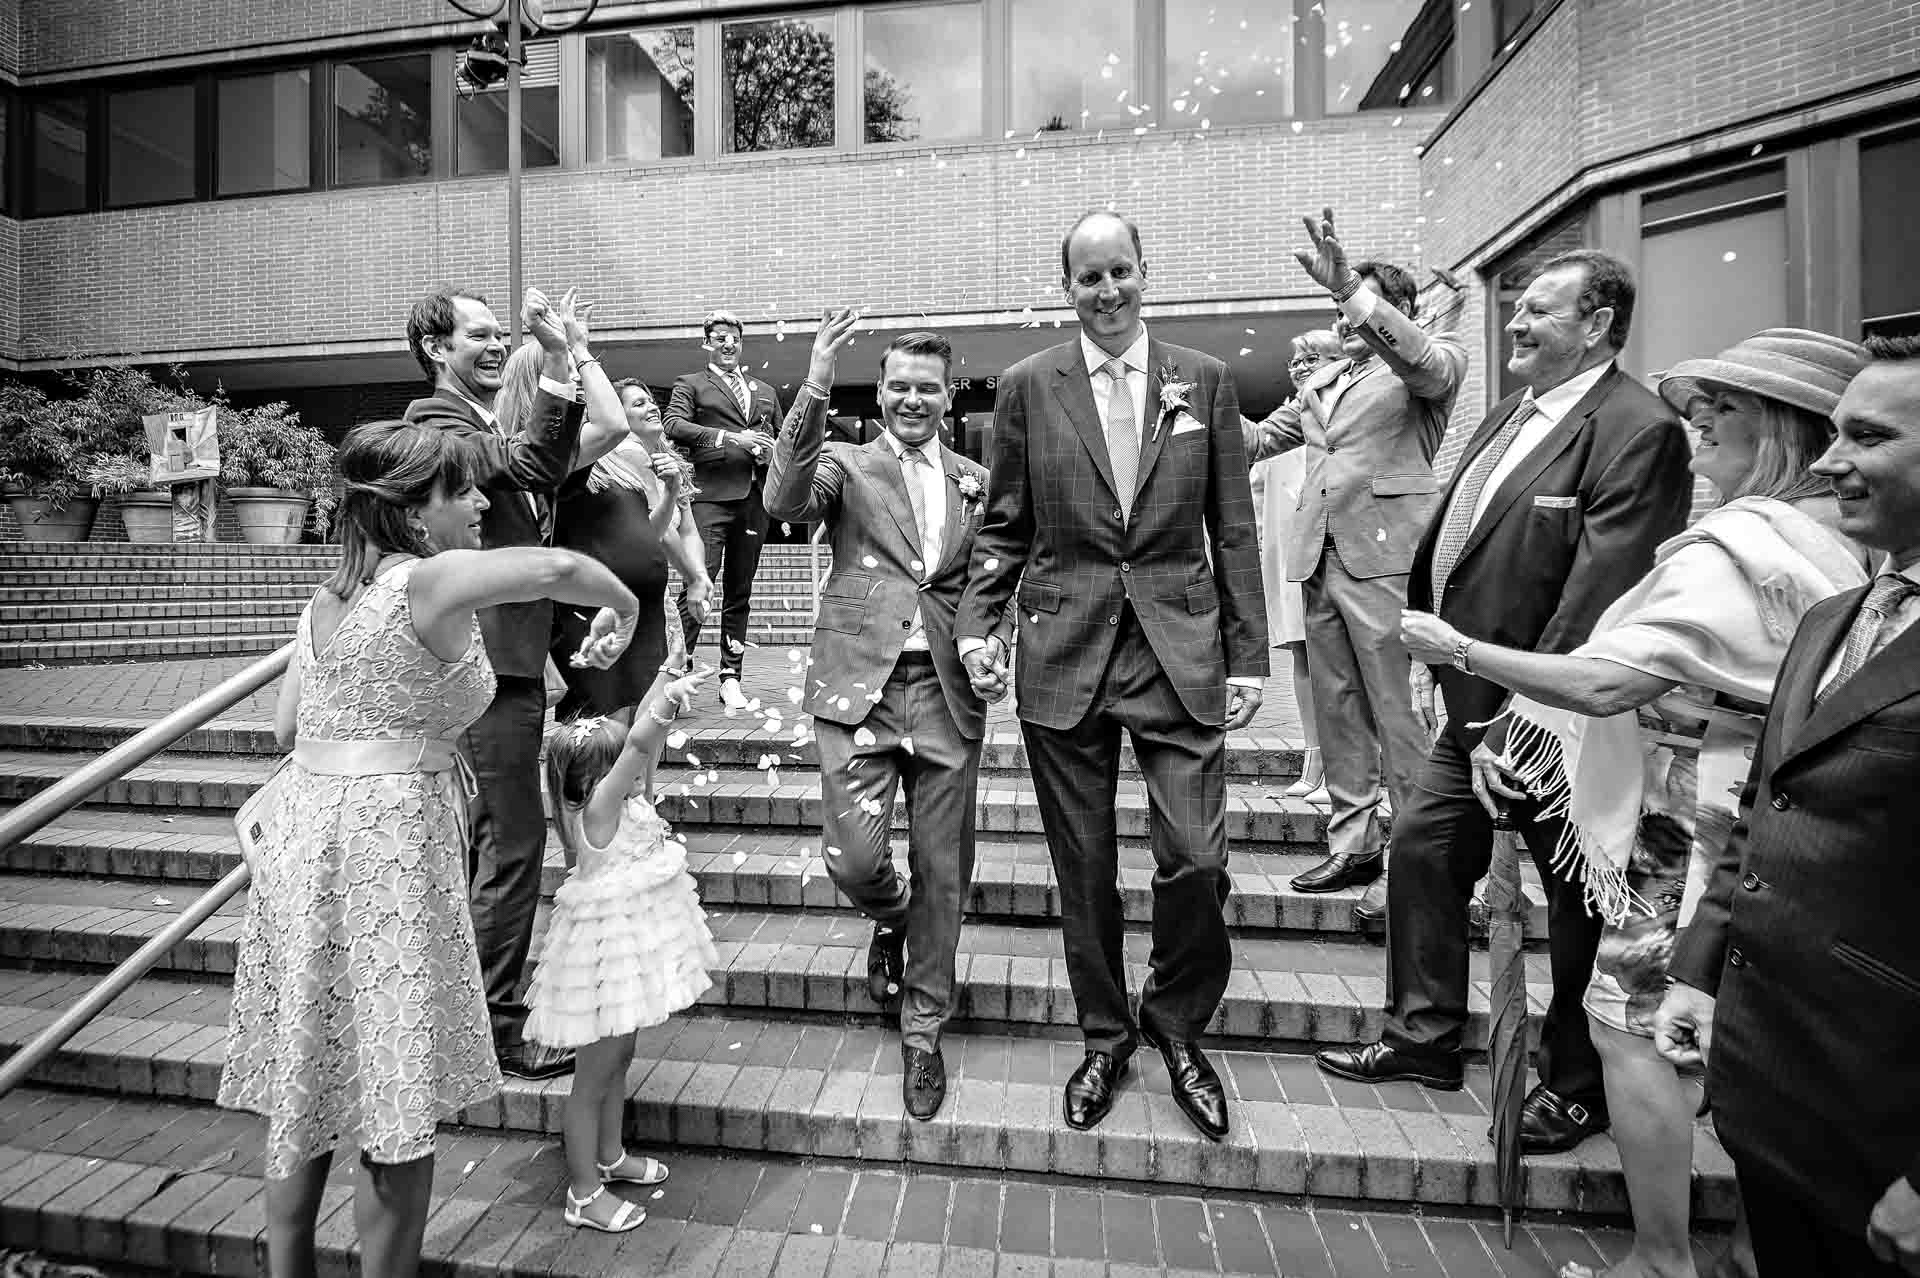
213 204 1920 1278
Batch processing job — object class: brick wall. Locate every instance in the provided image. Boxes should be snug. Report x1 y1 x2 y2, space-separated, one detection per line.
21 0 448 73
0 218 18 357
13 118 1434 362
0 0 20 77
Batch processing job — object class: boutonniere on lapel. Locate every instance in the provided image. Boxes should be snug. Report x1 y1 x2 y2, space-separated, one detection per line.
1153 361 1196 443
955 472 985 516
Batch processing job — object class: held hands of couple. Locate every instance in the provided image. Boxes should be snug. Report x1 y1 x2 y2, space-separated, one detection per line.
523 286 581 356
571 607 639 671
960 637 1010 704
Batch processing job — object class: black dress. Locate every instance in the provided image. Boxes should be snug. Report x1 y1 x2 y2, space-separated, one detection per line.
549 457 683 718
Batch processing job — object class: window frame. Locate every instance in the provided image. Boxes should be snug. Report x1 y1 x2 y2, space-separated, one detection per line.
101 76 205 211
211 62 322 202
575 22 701 168
329 48 441 189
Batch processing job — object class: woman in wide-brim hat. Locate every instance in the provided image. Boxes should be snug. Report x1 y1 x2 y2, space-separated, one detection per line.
1401 328 1871 1278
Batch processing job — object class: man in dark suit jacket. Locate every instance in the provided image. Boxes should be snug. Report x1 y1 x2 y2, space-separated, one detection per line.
1316 251 1694 1158
402 284 593 1078
1656 336 1920 1276
957 211 1268 1142
665 310 783 708
764 313 1011 1121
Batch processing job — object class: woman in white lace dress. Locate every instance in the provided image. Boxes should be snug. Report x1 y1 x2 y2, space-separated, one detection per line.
219 420 637 1278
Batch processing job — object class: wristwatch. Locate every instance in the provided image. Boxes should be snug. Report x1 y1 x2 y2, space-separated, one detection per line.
1450 637 1475 675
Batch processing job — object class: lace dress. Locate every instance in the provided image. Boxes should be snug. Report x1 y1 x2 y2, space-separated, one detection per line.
523 795 717 1048
219 561 502 1176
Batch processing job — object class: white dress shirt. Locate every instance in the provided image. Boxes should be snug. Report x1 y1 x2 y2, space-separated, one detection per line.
1449 360 1613 535
882 430 947 652
1817 560 1920 695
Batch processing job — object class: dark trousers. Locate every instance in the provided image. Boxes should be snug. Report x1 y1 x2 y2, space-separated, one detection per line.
679 491 769 677
1382 727 1605 1108
813 652 981 1054
462 675 549 1047
1734 1153 1903 1277
1021 608 1233 1058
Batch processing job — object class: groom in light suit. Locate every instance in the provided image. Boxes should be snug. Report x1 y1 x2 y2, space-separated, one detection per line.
764 313 1009 1122
958 211 1268 1141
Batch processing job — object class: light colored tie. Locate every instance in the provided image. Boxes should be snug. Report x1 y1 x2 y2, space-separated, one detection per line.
731 373 751 417
1103 357 1140 523
1819 574 1920 704
1429 396 1540 610
901 445 933 568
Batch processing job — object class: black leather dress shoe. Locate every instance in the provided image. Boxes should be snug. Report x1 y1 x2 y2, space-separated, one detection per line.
1315 1041 1463 1091
902 1045 947 1121
1351 875 1388 931
498 1041 575 1081
1515 1085 1608 1153
1141 1027 1229 1141
1063 1051 1129 1130
867 923 906 1005
1290 852 1384 894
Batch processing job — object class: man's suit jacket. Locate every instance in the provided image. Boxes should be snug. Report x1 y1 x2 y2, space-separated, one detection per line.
958 336 1268 731
1408 365 1693 742
403 385 580 679
764 388 1008 740
1245 301 1466 581
664 368 782 503
1669 587 1920 1236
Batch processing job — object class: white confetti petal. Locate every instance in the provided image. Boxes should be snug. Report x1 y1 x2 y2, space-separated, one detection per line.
863 556 878 567
666 730 689 749
787 687 804 704
900 736 915 755
853 727 878 747
984 558 1000 571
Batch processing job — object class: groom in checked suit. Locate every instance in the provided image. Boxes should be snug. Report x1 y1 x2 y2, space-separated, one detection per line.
958 211 1268 1141
1317 251 1694 1157
666 310 783 708
1656 336 1920 1277
764 313 1009 1122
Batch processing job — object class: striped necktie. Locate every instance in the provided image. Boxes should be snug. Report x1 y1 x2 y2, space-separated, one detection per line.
1818 574 1920 704
1429 396 1539 611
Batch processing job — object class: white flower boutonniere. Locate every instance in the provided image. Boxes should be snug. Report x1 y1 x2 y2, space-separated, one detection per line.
1154 362 1194 442
956 473 985 507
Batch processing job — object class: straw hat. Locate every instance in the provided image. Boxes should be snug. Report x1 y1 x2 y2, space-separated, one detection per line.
1657 328 1869 419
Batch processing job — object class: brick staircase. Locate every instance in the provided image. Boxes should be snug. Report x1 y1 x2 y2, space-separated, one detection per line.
0 544 1741 1274
0 543 827 666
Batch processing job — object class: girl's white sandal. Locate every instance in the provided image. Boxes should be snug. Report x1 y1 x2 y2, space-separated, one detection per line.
597 1152 670 1186
564 1185 647 1233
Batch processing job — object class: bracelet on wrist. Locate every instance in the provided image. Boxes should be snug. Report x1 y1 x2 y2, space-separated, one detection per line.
646 704 676 726
1331 276 1362 304
576 356 601 370
1450 637 1476 675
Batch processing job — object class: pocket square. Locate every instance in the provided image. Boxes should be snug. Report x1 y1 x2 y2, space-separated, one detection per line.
1533 495 1579 509
1170 412 1206 436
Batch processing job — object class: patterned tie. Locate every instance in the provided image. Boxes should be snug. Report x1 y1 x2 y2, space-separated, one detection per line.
900 445 933 568
1103 357 1140 524
730 372 751 418
1429 396 1540 610
1818 574 1919 704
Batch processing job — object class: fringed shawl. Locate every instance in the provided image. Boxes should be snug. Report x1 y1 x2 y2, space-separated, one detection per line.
1498 496 1866 924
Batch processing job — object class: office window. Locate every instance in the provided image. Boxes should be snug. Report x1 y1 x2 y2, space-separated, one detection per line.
28 95 90 216
1638 166 1788 381
218 70 311 195
0 95 10 216
724 15 836 152
457 40 561 174
586 27 695 162
864 3 982 143
1010 0 1134 135
1165 0 1293 127
1495 0 1535 45
106 83 198 207
1861 127 1920 339
334 54 433 185
1324 0 1424 113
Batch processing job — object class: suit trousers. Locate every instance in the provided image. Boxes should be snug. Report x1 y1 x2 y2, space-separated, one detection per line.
680 491 769 676
1382 728 1605 1107
1300 543 1427 863
461 675 549 1047
1022 606 1233 1057
1732 1147 1903 1277
813 652 981 1053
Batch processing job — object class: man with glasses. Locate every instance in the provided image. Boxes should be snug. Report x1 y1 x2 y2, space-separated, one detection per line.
1245 210 1467 921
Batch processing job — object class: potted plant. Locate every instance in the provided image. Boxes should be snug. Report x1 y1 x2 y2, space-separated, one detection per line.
216 397 337 544
83 454 174 541
65 366 203 543
0 379 118 541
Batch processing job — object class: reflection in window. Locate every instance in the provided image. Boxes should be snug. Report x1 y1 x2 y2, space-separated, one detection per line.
864 3 981 143
1639 201 1788 384
29 96 89 216
586 28 695 162
458 40 561 174
218 70 311 196
1860 129 1920 338
1324 0 1424 113
1010 0 1134 135
107 84 198 207
0 96 9 215
724 16 835 153
334 55 433 185
1164 0 1293 128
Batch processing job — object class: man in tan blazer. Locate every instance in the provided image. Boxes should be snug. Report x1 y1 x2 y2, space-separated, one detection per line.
1246 210 1466 917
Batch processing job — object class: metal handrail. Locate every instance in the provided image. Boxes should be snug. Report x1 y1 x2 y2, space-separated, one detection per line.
0 643 291 1099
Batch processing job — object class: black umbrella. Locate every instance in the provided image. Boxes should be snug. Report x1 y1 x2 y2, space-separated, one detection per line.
1485 799 1529 1246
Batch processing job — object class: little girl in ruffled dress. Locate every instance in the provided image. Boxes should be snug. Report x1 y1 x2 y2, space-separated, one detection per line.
525 666 719 1233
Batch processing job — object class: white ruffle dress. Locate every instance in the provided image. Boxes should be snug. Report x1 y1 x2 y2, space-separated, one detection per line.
523 794 718 1048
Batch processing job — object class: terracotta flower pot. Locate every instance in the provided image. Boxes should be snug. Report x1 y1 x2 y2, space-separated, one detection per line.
5 494 99 542
227 487 312 545
116 491 175 543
